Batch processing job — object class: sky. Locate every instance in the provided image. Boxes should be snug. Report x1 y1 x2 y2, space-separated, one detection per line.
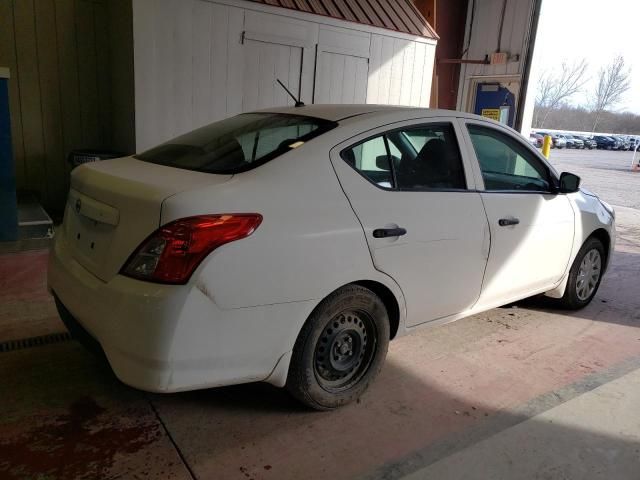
530 0 640 114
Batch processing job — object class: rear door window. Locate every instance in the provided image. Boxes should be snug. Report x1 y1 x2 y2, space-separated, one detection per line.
340 122 467 191
342 136 395 188
390 124 466 190
136 113 336 174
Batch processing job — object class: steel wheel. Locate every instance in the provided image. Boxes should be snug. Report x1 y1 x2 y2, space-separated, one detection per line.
286 285 390 410
314 310 377 392
576 248 602 301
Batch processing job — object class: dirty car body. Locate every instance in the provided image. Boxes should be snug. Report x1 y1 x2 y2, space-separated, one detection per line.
48 105 615 408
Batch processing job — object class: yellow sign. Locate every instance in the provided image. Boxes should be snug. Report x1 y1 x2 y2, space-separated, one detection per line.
481 108 500 121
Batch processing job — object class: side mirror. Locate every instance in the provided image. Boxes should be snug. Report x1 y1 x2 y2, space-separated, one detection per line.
559 172 580 193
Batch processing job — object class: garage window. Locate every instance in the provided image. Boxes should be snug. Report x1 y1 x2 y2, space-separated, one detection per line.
136 113 336 174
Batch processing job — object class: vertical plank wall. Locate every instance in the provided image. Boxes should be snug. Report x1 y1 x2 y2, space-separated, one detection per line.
315 52 369 104
0 0 135 215
133 0 437 151
134 0 247 151
367 34 433 107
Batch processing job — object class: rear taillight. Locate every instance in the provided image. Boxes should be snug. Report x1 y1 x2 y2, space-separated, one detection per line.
122 214 262 284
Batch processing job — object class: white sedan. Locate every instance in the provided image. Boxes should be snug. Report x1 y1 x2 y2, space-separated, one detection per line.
48 105 615 409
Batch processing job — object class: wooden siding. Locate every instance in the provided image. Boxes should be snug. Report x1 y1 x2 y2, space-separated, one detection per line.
314 52 369 104
0 0 135 213
242 40 303 111
134 0 257 149
367 34 433 107
133 0 437 151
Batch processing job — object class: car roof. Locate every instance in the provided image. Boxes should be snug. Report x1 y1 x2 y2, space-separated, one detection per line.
252 104 487 122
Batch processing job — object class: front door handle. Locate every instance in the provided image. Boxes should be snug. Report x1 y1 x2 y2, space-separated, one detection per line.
373 227 407 238
498 218 520 227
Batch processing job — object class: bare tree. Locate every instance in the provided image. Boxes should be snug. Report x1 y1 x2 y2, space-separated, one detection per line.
534 59 588 128
590 55 631 131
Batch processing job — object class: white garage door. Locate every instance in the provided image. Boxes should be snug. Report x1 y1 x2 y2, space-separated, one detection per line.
242 39 303 111
314 51 369 104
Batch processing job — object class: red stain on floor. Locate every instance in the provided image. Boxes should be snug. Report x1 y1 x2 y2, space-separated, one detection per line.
0 396 162 479
0 250 50 302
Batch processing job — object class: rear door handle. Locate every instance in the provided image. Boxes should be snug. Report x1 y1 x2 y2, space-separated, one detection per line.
498 218 520 227
373 227 407 238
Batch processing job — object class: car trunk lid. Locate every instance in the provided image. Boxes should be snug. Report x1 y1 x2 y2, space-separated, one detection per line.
64 157 232 282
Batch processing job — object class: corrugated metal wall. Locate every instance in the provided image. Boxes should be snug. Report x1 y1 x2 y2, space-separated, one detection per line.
456 0 535 111
248 0 438 38
0 0 135 214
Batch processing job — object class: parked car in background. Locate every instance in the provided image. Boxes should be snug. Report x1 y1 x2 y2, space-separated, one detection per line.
623 136 636 151
567 135 584 149
535 131 551 147
537 132 567 149
575 135 596 150
587 137 597 150
611 136 625 150
594 136 616 150
47 105 616 409
529 133 543 147
615 136 630 151
550 134 566 149
557 134 575 148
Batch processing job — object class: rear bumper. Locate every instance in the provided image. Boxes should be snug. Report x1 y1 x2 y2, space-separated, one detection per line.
48 234 315 392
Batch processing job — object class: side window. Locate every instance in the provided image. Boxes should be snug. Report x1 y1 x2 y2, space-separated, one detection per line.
467 124 552 192
341 135 394 188
389 123 466 190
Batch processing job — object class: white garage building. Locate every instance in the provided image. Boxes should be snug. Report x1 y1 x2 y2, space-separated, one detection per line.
1 0 544 220
132 0 438 150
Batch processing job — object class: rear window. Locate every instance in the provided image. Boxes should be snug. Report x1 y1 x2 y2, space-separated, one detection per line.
135 113 336 174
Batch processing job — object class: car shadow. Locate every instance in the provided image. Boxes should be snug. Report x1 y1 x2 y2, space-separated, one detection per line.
144 352 640 480
2 285 640 480
2 249 639 479
501 249 640 328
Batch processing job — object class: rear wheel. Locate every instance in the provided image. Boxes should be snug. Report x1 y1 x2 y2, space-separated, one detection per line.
286 285 390 410
558 237 605 310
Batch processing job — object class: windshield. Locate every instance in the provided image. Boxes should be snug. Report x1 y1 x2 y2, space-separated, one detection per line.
135 113 336 174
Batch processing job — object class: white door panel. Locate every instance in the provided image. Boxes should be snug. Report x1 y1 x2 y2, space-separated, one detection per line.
242 39 302 111
460 120 576 307
353 190 489 325
477 193 574 306
314 51 368 104
330 119 489 326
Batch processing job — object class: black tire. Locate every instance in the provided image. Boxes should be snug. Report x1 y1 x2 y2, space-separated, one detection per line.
557 237 605 310
286 285 390 410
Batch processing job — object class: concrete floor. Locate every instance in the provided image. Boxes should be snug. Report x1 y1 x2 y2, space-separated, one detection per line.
1 149 639 480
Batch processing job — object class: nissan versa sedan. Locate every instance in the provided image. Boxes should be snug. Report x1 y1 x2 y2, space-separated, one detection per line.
48 105 615 410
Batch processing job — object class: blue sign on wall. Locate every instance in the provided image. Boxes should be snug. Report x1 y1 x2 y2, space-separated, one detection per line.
0 70 18 242
473 83 516 128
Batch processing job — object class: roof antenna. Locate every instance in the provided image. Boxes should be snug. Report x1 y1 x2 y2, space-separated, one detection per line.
277 79 304 107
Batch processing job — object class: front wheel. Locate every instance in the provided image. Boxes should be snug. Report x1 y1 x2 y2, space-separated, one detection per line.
286 285 390 410
558 237 605 309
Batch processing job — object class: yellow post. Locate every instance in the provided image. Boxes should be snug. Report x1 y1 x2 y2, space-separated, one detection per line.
542 135 552 159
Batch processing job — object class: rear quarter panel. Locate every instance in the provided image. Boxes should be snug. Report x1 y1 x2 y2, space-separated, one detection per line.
160 130 406 315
